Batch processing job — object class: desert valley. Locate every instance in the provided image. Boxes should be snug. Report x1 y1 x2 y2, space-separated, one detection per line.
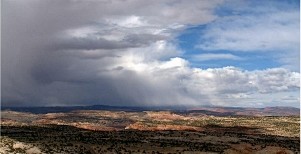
0 106 299 153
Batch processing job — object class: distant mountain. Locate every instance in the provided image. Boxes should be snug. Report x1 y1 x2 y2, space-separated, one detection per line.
1 105 299 116
1 105 147 114
186 106 300 116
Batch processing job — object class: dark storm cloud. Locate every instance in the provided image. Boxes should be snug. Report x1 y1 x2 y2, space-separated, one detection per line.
54 37 139 50
51 33 166 50
2 0 221 106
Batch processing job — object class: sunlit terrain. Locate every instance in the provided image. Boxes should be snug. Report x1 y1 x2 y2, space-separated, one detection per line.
1 107 299 153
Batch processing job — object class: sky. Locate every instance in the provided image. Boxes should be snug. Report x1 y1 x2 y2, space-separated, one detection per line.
2 0 300 107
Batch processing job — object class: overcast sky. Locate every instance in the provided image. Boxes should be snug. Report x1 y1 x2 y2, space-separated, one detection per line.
2 0 300 107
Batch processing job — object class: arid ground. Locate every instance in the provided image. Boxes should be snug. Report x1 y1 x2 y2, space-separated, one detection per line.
0 107 299 153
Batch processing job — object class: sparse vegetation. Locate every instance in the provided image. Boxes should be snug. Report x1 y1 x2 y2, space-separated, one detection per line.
0 110 299 153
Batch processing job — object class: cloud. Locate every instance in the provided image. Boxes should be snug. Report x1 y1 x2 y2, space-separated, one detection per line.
196 2 300 70
105 58 300 107
2 0 299 107
191 53 242 61
197 11 299 52
1 0 222 106
3 48 299 107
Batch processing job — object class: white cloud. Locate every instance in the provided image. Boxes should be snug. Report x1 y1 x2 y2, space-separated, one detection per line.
108 15 148 28
197 10 299 51
196 9 299 70
101 53 300 106
191 53 242 61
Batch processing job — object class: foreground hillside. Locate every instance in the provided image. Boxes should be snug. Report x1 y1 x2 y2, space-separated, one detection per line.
0 110 299 153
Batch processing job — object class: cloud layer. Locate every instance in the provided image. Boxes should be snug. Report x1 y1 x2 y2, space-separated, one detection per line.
197 1 300 70
2 0 300 107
